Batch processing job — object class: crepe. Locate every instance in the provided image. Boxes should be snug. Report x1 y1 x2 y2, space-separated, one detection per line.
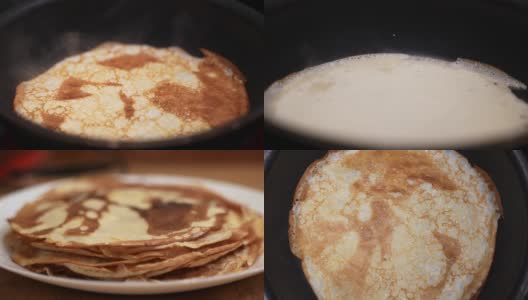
14 42 249 140
6 176 263 280
289 150 501 300
265 53 528 147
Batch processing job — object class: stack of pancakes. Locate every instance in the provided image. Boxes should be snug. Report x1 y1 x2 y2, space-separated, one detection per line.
6 177 263 280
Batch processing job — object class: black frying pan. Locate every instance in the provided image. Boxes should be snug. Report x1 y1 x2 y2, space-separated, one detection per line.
264 0 528 149
264 150 528 300
0 0 263 149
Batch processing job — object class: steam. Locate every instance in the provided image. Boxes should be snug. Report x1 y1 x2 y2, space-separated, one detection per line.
1 1 211 89
299 43 319 68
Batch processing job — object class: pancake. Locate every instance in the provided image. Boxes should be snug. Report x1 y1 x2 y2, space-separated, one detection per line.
161 241 264 279
289 151 501 300
14 42 249 140
7 230 250 279
9 179 231 247
265 53 528 147
157 215 264 279
54 238 246 279
6 176 263 280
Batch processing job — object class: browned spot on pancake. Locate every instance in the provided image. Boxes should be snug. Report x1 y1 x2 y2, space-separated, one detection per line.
8 191 101 237
10 180 238 241
140 200 201 235
422 231 461 298
146 49 248 127
333 200 397 290
318 151 457 289
307 198 398 293
175 185 242 215
200 49 246 81
41 111 64 129
119 91 135 119
63 195 109 236
56 77 121 100
119 185 235 236
134 185 237 236
309 222 348 257
13 190 108 237
307 151 456 291
434 231 461 267
7 193 63 230
148 82 201 119
31 227 56 236
346 150 457 199
57 77 92 100
367 201 395 259
98 52 159 70
196 50 248 125
8 209 42 230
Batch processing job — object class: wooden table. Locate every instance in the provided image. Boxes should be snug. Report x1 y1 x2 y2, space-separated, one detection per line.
0 150 263 300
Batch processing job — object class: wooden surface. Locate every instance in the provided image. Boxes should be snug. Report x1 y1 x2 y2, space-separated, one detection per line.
0 150 264 300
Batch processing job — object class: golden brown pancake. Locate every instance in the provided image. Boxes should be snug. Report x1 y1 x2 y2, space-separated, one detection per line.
160 241 263 279
14 43 249 140
6 176 263 280
289 151 500 300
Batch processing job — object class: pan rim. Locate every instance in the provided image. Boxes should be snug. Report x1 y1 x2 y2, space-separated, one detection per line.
509 150 528 300
0 0 263 149
265 120 528 150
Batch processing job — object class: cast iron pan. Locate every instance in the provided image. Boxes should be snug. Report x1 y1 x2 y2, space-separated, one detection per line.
264 150 528 300
0 0 263 148
264 0 528 149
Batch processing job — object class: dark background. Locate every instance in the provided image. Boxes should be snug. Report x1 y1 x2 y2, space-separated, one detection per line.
0 0 262 12
265 0 528 10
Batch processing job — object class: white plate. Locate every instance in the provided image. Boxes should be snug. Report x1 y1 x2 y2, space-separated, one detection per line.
0 174 264 295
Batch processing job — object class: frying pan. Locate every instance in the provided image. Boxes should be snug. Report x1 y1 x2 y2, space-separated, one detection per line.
0 0 263 148
264 0 528 149
264 150 528 300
